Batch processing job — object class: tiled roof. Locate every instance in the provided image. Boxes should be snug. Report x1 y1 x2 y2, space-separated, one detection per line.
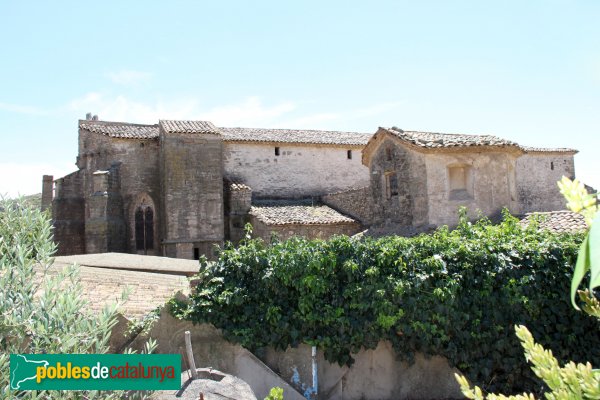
79 121 371 145
219 127 372 146
383 127 518 149
80 121 159 139
520 146 578 154
250 204 357 225
520 210 588 233
159 120 219 134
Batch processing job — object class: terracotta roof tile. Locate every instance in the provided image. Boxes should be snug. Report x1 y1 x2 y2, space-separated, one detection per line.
384 127 517 149
520 146 578 154
520 210 588 233
160 120 219 134
250 204 357 226
219 127 372 146
80 121 158 139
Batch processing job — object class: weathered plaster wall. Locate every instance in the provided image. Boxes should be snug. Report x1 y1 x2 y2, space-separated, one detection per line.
223 143 369 198
132 309 462 400
516 153 575 214
259 342 463 400
425 150 519 227
159 131 224 259
368 139 429 232
250 218 361 241
322 187 374 226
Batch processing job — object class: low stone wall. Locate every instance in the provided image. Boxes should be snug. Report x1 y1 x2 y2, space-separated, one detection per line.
250 217 361 241
258 342 463 400
131 307 463 400
322 187 374 226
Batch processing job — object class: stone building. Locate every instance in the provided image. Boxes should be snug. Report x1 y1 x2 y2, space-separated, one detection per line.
43 116 577 259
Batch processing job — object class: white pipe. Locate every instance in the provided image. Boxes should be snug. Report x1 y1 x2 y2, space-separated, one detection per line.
311 346 318 399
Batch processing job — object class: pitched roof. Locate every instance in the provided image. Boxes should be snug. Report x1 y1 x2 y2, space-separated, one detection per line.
159 120 219 134
250 203 357 226
219 127 372 146
382 127 518 149
79 121 371 145
520 146 578 154
79 121 159 139
520 210 588 233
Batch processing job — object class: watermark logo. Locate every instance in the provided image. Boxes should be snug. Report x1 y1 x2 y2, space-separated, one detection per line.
10 354 180 390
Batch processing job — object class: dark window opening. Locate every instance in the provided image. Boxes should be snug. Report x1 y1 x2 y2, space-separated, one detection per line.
550 161 554 170
385 172 399 198
275 147 280 156
135 206 154 252
386 147 393 161
193 248 200 260
347 150 352 159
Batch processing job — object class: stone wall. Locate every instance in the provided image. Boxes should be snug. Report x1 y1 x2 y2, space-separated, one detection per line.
516 153 575 214
78 130 162 255
159 129 224 259
84 167 127 254
52 170 85 255
368 138 429 232
425 150 519 227
250 217 361 242
223 143 369 198
322 187 374 226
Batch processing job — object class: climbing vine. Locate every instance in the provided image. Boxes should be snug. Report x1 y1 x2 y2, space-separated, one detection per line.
174 209 600 395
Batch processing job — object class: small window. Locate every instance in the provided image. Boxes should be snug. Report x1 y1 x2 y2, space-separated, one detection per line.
275 147 280 156
386 147 393 161
448 165 472 200
347 150 352 159
193 248 200 260
550 161 554 170
385 172 399 199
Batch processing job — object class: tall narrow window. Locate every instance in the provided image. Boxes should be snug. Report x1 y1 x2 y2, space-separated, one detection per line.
135 208 144 250
550 161 554 170
135 206 154 252
385 172 399 198
144 207 154 249
275 147 280 156
347 150 352 159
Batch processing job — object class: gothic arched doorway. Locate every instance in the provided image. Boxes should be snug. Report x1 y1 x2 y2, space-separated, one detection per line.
135 205 154 254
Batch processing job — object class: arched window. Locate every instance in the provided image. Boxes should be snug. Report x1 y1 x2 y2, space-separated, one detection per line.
135 205 154 252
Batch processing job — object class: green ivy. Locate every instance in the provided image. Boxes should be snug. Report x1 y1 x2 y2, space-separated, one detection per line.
175 209 600 395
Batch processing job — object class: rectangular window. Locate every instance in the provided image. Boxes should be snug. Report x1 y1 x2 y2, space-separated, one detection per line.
347 150 352 159
385 172 399 198
193 248 200 260
275 147 280 156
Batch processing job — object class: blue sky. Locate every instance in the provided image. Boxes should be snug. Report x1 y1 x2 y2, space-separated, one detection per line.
1 1 598 197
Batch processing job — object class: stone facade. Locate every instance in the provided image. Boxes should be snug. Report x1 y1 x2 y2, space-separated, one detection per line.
47 116 578 259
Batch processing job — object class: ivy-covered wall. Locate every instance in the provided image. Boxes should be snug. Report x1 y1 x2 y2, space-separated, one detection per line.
176 210 599 395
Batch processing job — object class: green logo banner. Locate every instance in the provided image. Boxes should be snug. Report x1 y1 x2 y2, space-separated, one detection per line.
10 354 181 390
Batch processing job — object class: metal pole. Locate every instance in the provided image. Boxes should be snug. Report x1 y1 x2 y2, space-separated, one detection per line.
185 331 198 380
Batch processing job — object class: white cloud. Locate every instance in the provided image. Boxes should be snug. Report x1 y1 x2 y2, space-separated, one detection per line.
0 162 76 198
106 70 153 85
0 102 50 116
67 93 297 126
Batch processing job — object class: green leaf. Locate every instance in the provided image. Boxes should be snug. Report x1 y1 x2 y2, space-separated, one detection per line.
571 235 590 310
588 213 600 291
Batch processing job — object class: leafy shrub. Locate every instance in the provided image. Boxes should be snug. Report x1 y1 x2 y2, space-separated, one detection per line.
176 209 600 395
0 198 154 399
456 177 600 399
